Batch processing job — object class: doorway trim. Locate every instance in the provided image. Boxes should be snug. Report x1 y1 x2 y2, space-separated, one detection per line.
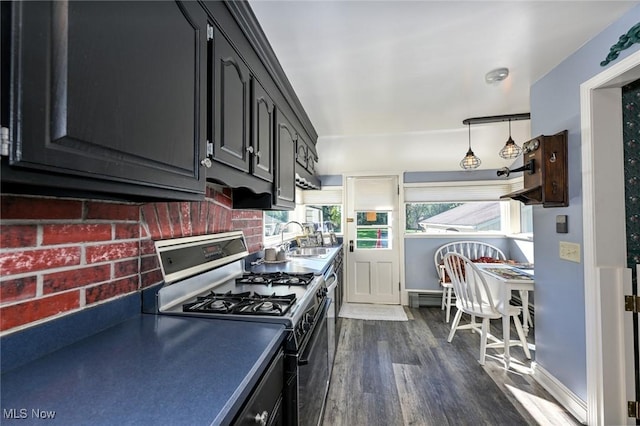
581 49 640 425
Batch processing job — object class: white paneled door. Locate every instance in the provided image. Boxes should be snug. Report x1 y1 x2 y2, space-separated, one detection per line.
345 175 400 304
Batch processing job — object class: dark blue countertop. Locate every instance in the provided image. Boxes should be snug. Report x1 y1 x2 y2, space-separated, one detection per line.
1 314 285 425
248 245 342 276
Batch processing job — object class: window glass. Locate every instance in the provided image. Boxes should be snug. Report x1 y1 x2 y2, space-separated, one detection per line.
264 210 295 237
405 201 505 233
520 204 533 233
356 211 391 249
304 205 342 233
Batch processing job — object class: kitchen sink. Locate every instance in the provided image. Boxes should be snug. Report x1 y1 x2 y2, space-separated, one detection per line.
287 247 331 258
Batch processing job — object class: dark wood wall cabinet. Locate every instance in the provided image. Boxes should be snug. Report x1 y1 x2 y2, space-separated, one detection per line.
295 135 321 190
233 108 297 210
500 130 568 207
1 0 319 206
201 0 320 210
2 1 209 201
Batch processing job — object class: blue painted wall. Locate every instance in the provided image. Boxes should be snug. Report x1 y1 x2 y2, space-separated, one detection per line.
404 236 511 291
404 169 503 183
530 7 640 401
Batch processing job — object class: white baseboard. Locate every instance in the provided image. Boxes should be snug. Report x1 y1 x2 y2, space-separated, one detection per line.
533 363 588 424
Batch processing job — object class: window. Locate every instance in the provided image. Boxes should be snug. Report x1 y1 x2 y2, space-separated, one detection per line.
356 211 391 248
304 205 342 234
405 201 505 233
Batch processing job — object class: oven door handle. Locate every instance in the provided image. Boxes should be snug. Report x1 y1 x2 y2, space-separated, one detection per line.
298 298 330 366
325 272 338 292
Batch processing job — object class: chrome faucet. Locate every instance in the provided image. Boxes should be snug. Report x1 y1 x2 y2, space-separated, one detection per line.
281 221 304 246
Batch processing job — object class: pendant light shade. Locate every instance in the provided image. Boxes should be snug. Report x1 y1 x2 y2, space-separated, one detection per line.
460 123 481 170
498 119 523 159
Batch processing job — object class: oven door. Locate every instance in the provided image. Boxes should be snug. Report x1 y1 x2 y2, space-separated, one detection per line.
297 298 330 426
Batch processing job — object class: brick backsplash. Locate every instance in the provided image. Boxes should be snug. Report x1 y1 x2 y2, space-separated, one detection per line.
0 186 264 334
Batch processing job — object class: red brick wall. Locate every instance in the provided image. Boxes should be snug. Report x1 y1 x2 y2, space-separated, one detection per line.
0 185 264 334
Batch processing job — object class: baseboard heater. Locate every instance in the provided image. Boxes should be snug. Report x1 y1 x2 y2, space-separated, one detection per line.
408 291 442 308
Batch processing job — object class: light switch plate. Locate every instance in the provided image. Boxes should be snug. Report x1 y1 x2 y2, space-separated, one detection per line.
559 241 581 263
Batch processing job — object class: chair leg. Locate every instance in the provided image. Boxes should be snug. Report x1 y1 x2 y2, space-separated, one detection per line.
447 309 463 342
441 288 446 310
479 318 490 365
512 313 531 359
445 288 452 323
470 314 477 333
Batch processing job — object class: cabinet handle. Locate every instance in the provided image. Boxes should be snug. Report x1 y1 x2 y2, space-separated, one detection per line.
246 146 254 154
254 410 268 425
254 151 261 158
200 158 212 168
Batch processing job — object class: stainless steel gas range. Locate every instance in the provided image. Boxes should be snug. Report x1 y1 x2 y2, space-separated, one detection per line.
152 231 331 426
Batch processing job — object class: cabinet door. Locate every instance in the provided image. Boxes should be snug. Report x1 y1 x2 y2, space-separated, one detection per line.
212 30 251 173
8 1 207 196
296 139 308 169
275 110 296 208
252 79 274 182
307 150 317 174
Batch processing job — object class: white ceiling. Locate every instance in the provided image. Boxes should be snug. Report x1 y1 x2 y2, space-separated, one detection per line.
249 0 639 173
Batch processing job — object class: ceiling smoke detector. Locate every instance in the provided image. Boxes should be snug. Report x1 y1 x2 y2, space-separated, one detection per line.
485 67 509 84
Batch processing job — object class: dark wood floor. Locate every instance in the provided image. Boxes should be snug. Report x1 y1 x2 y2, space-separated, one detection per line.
322 306 581 426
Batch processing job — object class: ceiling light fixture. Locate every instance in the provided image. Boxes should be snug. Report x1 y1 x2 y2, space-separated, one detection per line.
461 113 530 170
498 119 523 159
485 67 509 84
460 123 481 170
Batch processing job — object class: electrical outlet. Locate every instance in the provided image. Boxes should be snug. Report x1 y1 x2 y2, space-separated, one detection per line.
559 241 581 263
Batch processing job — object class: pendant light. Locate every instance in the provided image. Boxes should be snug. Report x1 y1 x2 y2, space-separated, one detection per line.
460 123 481 170
498 119 523 159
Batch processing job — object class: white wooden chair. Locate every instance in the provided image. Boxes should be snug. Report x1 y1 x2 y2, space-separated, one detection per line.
434 241 506 323
442 252 531 366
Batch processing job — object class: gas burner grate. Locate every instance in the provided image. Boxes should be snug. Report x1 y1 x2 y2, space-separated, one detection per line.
236 272 315 286
182 291 297 316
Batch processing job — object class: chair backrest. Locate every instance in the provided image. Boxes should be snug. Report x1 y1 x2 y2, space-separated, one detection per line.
434 240 506 282
442 252 499 317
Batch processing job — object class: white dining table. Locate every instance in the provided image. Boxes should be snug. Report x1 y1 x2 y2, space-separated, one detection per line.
475 263 534 367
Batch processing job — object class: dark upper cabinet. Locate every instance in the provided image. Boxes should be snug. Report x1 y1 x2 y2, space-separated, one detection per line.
274 110 296 209
252 79 274 183
294 132 321 190
3 1 208 200
208 27 274 190
211 30 251 174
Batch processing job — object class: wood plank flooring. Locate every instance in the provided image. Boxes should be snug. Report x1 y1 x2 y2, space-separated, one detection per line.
322 306 581 426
